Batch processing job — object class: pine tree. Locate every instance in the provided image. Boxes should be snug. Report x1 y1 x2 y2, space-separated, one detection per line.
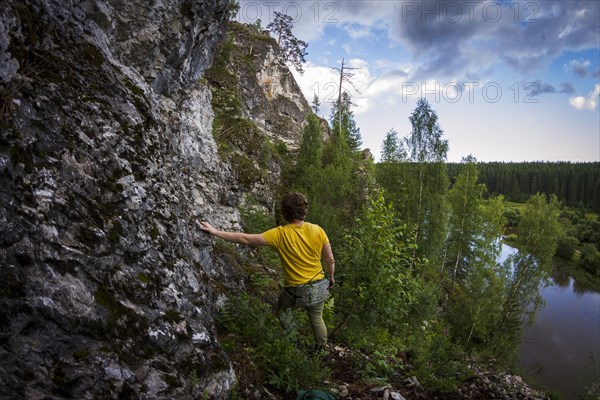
267 12 308 74
311 94 321 114
329 91 362 153
296 113 324 196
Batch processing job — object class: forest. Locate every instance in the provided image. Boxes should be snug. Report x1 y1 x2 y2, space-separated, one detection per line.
447 161 600 211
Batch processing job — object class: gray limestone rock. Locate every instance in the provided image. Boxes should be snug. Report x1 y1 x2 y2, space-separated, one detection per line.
0 0 242 399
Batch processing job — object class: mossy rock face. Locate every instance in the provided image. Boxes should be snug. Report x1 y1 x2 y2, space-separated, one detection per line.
205 20 315 196
1 0 239 398
95 285 133 321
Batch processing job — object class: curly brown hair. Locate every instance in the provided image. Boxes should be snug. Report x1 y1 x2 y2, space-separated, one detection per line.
281 192 308 222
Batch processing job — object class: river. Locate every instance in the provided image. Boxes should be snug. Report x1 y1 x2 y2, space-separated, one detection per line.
500 245 600 399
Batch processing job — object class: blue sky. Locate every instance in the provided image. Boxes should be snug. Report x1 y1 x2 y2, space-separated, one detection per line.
235 1 600 162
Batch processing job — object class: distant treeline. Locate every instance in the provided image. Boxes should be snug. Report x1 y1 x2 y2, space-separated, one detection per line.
447 162 600 211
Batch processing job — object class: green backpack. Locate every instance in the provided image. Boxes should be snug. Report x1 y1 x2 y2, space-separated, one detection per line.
296 389 336 400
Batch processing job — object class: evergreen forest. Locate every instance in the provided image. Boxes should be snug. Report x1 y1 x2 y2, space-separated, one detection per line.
447 161 600 211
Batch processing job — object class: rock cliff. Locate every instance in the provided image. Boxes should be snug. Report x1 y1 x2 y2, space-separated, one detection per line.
204 21 322 210
0 1 315 399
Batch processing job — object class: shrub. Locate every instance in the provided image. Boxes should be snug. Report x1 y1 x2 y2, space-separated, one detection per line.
555 235 578 260
219 294 330 393
580 243 600 276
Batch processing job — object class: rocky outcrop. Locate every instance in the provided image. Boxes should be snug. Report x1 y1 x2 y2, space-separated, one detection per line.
0 0 261 398
204 21 328 211
231 23 314 150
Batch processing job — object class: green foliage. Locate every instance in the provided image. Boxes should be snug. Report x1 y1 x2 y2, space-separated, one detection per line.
325 190 459 387
297 114 323 171
328 191 464 391
377 99 449 267
503 206 521 228
555 235 578 260
361 346 404 382
569 212 600 246
294 114 325 210
410 321 471 392
329 91 362 153
266 12 308 74
336 192 416 331
442 162 509 357
406 98 448 163
380 128 406 163
555 207 600 282
516 193 562 266
403 161 449 267
580 243 600 276
219 294 330 393
445 261 508 356
444 160 487 282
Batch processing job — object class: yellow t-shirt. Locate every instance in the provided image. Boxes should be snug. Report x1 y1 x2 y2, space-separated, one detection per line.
262 222 328 287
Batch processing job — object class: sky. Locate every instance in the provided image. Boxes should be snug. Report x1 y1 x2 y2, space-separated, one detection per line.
234 0 600 163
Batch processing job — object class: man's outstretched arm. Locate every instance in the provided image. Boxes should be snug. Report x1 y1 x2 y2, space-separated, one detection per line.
199 221 268 246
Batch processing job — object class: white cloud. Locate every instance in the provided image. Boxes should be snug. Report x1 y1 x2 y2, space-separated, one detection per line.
291 61 339 118
343 22 373 39
569 84 600 111
365 74 405 97
565 59 592 77
292 58 380 115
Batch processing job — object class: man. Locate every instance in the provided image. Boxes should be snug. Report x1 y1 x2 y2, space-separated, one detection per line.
199 192 335 348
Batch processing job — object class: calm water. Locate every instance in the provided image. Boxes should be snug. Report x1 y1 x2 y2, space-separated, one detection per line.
511 248 600 399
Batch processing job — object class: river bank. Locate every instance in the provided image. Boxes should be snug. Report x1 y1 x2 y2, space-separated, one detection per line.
557 260 600 292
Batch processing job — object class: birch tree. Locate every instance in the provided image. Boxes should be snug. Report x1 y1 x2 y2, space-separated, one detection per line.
489 194 562 361
445 156 485 283
403 98 449 267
